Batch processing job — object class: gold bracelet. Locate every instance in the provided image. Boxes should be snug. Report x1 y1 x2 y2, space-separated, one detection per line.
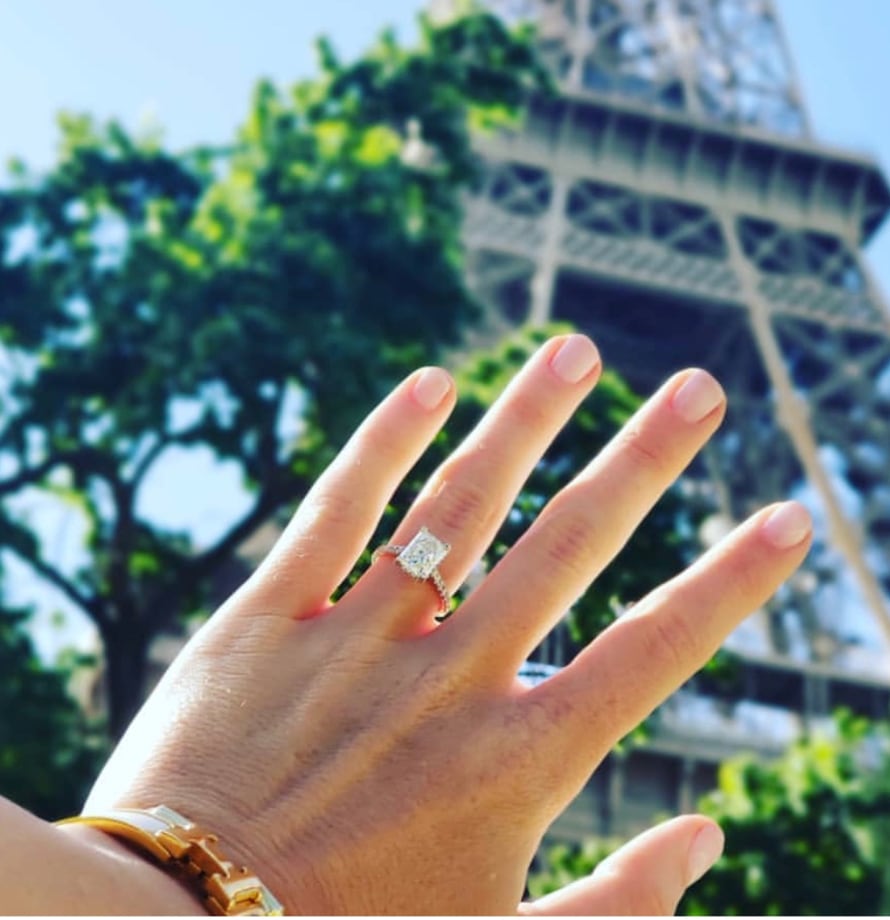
56 805 283 916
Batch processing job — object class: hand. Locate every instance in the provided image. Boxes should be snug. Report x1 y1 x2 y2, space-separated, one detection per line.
82 334 810 914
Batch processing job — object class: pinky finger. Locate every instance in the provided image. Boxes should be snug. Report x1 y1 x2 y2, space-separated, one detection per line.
519 815 724 916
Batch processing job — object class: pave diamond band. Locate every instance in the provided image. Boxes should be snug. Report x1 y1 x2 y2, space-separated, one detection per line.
372 526 453 621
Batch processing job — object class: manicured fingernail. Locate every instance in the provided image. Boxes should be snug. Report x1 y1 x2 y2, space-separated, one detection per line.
687 823 724 884
761 501 812 549
412 367 451 410
671 370 724 423
550 335 601 384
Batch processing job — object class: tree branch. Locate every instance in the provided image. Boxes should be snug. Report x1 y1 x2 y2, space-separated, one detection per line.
6 541 108 631
149 468 309 634
0 446 118 497
0 450 80 497
129 432 172 491
107 476 138 629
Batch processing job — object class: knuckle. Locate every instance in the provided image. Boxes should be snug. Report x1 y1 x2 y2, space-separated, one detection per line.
356 421 406 467
721 546 766 604
539 510 598 578
617 426 669 481
304 487 362 528
643 603 701 673
432 476 494 536
502 389 550 432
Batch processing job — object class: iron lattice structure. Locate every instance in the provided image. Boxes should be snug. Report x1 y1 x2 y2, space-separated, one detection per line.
459 0 810 135
433 0 890 836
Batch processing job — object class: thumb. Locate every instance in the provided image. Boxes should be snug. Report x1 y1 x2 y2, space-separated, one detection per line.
520 815 724 916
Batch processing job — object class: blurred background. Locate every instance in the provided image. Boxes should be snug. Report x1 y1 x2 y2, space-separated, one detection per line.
1 0 889 913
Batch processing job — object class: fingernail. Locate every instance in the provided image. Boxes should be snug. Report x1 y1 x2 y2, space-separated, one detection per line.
687 823 724 884
761 501 812 549
671 370 724 423
412 367 451 410
550 335 601 384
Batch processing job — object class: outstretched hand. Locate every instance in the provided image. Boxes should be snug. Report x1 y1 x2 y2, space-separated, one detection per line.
79 335 810 914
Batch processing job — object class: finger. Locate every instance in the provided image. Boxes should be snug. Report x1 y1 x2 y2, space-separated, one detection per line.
531 501 811 786
235 367 456 617
342 334 601 634
452 368 726 673
520 816 724 916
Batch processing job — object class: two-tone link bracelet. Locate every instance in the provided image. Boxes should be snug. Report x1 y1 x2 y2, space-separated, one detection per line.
57 805 283 916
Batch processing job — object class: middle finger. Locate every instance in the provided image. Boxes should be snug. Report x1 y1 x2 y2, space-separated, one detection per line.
450 367 727 675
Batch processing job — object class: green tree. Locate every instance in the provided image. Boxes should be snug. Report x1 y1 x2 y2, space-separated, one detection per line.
528 713 890 916
0 11 546 737
0 599 106 819
683 714 890 916
527 836 611 900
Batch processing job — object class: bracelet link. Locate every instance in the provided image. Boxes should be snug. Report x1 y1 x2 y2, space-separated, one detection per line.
206 873 280 917
56 806 283 916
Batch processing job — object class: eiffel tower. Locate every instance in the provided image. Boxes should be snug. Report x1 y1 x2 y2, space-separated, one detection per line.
431 0 890 837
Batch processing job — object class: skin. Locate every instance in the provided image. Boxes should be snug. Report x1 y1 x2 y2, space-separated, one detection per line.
17 333 810 914
3 797 719 914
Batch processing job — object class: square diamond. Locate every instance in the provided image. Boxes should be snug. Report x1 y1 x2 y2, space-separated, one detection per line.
397 527 450 579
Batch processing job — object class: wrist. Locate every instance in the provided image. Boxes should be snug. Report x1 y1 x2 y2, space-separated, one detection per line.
56 821 206 915
57 805 284 916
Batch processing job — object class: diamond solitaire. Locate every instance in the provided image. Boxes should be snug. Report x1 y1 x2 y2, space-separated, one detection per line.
396 527 451 579
371 526 453 619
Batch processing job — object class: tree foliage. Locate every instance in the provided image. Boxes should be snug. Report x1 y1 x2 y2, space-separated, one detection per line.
527 836 609 900
0 11 547 736
683 714 890 916
528 713 890 915
0 601 105 819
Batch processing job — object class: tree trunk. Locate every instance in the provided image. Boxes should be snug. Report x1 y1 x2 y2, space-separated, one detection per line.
102 624 150 740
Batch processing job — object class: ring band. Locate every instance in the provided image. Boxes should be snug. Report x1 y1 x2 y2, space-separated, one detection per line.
372 526 453 621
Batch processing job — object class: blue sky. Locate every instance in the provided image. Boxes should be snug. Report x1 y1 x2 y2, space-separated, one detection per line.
2 0 889 656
